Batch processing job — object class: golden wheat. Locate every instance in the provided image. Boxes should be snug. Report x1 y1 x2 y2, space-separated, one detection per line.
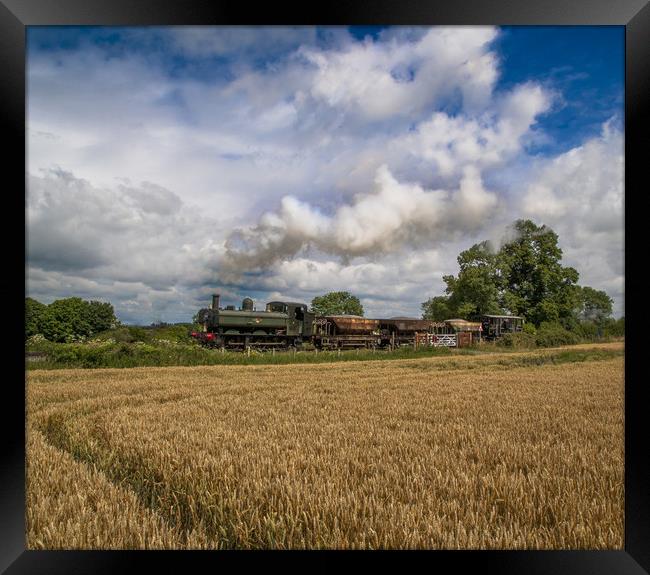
26 342 624 549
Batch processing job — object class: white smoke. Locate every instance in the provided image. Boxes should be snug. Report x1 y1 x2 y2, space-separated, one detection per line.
222 165 498 274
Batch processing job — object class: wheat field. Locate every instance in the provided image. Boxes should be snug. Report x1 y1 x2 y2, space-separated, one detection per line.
26 343 624 549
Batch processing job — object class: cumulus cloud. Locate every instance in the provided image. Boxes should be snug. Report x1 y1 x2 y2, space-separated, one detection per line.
300 27 499 121
166 26 319 59
27 168 228 321
222 248 455 318
391 82 552 180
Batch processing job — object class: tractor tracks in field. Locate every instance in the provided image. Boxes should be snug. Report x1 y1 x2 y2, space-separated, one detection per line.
31 399 239 548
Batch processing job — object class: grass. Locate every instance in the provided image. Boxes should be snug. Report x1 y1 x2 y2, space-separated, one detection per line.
25 340 462 370
25 333 624 371
27 342 624 549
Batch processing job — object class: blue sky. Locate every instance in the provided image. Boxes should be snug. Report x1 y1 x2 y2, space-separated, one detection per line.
26 26 624 323
495 26 624 151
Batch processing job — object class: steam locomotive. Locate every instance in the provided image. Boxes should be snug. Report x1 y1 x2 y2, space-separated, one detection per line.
193 294 314 350
191 294 524 350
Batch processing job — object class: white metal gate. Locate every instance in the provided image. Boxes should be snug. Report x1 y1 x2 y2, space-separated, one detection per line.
415 333 457 348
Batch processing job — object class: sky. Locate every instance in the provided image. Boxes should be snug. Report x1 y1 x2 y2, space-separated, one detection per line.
26 26 624 324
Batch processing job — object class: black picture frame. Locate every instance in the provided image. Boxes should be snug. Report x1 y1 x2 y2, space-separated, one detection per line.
3 1 647 572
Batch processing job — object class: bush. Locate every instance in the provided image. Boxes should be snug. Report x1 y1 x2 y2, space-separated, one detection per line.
35 297 118 343
602 317 625 338
535 322 581 348
94 326 149 343
497 332 537 349
26 334 49 346
522 322 537 336
127 327 148 342
574 321 599 340
149 323 195 344
25 298 47 339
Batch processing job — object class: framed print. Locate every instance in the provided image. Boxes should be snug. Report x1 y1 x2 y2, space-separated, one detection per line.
2 0 648 572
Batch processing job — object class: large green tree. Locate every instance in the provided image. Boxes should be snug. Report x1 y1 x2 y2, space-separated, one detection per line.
422 240 504 321
86 300 119 333
498 220 580 326
445 241 503 318
39 297 92 342
421 295 453 321
311 291 364 316
421 220 609 328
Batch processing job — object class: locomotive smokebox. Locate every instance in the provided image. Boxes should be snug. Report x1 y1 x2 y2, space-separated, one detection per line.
242 297 254 311
212 294 220 310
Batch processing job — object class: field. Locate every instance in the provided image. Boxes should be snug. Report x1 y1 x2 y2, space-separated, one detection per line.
26 342 624 549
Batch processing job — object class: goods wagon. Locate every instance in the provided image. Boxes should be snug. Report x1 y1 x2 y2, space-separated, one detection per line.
312 315 381 349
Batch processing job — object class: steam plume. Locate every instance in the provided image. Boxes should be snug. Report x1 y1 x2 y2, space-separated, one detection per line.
221 165 497 276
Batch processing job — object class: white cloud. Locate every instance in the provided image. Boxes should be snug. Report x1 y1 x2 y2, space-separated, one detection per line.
27 168 228 321
231 248 454 319
391 82 551 180
165 26 319 58
520 121 624 316
300 27 499 121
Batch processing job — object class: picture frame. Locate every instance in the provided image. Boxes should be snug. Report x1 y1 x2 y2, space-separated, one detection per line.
3 0 647 571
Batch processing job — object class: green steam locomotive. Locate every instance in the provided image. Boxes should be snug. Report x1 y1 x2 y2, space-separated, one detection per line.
192 294 315 350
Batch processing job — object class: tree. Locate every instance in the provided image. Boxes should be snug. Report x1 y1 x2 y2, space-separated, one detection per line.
421 220 611 329
25 297 47 339
421 240 504 321
86 300 119 332
311 291 364 316
574 286 613 324
35 297 119 342
421 295 453 321
444 241 503 318
39 297 93 342
498 220 579 326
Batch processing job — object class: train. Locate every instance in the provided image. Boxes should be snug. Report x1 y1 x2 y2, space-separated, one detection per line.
191 294 524 351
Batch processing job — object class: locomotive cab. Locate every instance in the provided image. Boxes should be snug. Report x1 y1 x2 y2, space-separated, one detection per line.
266 301 314 337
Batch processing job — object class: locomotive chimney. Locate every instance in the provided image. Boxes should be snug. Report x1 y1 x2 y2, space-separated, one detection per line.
212 293 220 310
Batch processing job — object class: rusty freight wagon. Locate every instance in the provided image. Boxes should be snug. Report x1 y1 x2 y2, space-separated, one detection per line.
312 315 382 349
410 319 481 349
378 317 445 348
